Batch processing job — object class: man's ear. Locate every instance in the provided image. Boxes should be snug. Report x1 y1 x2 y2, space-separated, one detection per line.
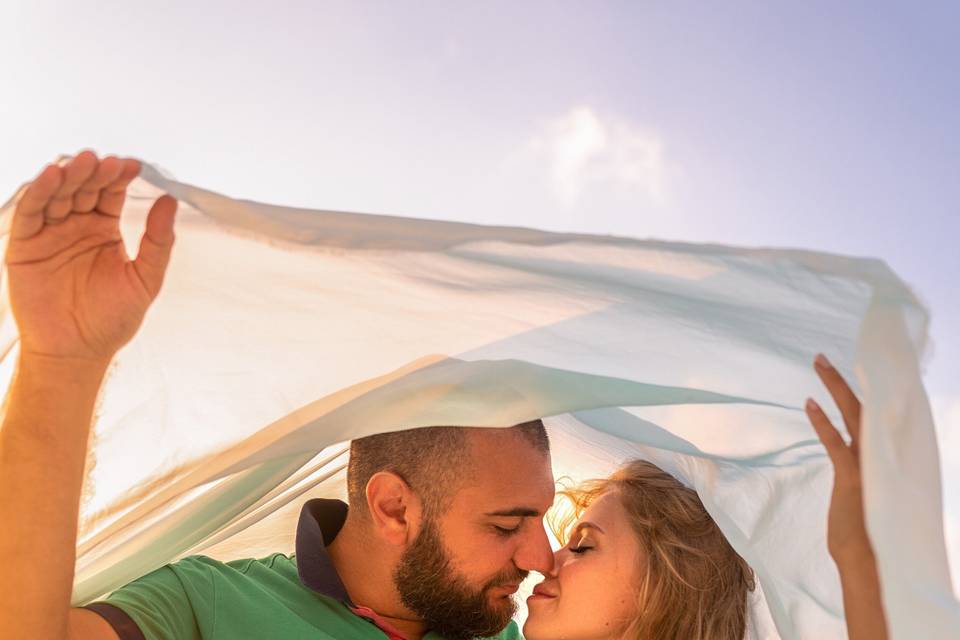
365 471 423 546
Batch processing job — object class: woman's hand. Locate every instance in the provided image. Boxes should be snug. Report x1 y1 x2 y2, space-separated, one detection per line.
805 354 873 565
6 151 177 365
805 353 888 640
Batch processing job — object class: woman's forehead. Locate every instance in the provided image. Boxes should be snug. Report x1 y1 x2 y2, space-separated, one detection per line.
579 491 628 531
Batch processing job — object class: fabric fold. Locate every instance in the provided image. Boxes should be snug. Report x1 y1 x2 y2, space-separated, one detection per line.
1 162 955 638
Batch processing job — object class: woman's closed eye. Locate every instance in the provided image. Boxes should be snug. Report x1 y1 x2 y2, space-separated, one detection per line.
569 533 595 554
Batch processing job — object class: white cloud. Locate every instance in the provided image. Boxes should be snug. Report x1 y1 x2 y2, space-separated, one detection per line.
517 106 666 207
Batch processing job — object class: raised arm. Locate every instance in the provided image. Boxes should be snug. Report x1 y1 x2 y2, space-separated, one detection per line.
0 152 176 640
805 354 889 640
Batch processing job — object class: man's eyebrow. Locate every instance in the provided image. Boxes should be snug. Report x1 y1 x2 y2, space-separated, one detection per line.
484 507 542 518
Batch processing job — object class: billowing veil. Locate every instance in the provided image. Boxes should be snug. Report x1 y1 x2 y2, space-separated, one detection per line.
0 164 956 639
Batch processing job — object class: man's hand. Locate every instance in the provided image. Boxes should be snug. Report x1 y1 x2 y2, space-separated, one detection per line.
6 151 177 364
0 152 176 640
805 354 888 640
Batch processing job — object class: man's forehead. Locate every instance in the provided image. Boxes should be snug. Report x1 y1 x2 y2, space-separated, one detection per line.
468 428 550 467
455 479 556 518
452 429 555 513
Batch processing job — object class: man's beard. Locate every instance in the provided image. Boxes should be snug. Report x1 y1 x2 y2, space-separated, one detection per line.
394 517 527 640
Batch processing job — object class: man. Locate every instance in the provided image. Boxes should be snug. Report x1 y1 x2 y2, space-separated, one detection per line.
0 152 556 640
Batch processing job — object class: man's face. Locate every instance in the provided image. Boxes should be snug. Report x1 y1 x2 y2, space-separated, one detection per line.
394 428 555 640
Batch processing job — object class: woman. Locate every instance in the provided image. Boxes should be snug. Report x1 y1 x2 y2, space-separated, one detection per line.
523 355 889 640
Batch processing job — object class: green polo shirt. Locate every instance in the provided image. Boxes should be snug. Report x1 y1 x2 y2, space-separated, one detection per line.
85 499 522 640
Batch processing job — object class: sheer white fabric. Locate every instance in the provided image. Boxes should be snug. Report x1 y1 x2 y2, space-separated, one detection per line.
0 163 955 639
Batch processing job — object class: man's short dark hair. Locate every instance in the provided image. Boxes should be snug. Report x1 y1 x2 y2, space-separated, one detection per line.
347 420 549 516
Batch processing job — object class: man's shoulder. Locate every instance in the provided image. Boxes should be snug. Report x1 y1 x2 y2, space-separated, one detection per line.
481 619 523 640
100 552 369 639
172 552 295 574
163 553 300 591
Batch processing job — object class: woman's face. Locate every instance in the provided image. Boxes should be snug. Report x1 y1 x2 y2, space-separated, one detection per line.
523 490 642 640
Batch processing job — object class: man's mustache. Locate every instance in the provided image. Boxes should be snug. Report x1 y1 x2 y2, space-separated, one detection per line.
485 568 529 590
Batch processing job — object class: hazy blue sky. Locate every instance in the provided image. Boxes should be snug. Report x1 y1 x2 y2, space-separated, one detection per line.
3 1 957 578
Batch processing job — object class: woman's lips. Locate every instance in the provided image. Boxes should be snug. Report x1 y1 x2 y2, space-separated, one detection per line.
527 584 558 603
526 592 556 604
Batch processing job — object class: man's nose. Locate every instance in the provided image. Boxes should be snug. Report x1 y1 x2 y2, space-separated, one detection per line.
514 522 555 575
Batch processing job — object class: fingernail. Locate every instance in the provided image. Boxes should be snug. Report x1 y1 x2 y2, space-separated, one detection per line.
814 354 830 369
805 398 820 412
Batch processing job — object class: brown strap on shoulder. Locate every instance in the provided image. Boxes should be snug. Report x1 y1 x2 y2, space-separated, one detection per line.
83 603 147 640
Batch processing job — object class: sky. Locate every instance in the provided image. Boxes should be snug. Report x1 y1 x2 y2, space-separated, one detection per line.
2 0 958 582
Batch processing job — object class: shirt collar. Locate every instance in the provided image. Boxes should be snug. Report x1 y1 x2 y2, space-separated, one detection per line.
295 498 413 640
295 498 352 603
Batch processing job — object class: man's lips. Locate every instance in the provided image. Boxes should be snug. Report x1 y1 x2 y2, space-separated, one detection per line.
494 582 521 595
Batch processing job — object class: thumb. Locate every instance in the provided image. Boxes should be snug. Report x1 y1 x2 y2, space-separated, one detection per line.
133 194 178 298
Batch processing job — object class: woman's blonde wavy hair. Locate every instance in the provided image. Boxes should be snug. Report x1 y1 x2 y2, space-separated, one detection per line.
549 460 755 640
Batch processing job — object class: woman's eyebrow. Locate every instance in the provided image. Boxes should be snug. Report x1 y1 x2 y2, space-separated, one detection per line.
574 521 606 535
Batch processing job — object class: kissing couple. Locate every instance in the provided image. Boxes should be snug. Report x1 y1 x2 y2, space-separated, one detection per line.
2 153 887 640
